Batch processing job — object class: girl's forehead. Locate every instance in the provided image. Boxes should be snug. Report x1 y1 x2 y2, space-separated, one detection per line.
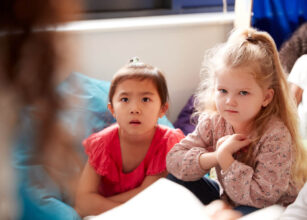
216 66 255 79
215 66 261 89
118 78 155 86
115 78 158 93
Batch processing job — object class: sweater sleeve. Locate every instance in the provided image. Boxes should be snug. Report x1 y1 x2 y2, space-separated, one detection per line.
221 123 293 208
166 114 215 181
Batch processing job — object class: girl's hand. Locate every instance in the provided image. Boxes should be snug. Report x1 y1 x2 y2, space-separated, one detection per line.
217 134 251 155
216 134 251 171
216 135 231 150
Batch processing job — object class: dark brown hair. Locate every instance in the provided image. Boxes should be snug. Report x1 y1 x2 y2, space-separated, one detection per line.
0 0 81 148
279 22 307 74
109 61 169 107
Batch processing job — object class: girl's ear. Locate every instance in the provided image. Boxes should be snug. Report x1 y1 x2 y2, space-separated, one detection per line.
262 88 274 107
159 102 169 118
107 103 116 118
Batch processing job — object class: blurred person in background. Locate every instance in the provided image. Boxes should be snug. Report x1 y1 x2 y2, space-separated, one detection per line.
0 0 83 219
279 22 307 139
279 22 307 75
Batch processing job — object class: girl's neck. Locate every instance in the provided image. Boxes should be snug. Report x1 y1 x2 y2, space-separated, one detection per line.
118 126 157 173
118 126 156 146
232 122 253 135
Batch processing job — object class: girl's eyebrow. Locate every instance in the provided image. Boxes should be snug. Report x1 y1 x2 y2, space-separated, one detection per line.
239 87 252 91
140 92 155 96
118 91 155 96
216 84 252 90
118 92 129 96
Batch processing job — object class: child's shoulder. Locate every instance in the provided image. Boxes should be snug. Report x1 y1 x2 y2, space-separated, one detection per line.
198 112 228 130
82 124 119 170
265 116 289 133
83 123 118 149
88 123 118 140
262 116 291 140
156 124 185 140
257 117 293 155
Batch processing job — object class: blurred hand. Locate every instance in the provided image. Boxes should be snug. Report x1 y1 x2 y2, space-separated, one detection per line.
204 200 241 220
289 82 303 106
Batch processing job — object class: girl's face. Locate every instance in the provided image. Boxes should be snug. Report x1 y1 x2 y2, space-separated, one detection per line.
108 78 167 137
214 66 274 133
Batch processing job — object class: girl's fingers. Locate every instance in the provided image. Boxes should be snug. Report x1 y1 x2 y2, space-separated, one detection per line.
230 139 251 153
232 133 248 141
216 135 231 149
238 138 252 146
217 134 252 154
223 134 252 154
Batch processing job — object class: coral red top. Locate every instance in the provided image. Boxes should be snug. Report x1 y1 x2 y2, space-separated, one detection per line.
83 124 184 197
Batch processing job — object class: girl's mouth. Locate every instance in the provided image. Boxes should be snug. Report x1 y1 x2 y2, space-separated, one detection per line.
225 109 238 113
129 120 141 125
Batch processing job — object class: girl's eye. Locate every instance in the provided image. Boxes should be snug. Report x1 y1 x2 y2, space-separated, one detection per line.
120 97 128 102
239 91 249 96
218 89 227 94
142 97 150 102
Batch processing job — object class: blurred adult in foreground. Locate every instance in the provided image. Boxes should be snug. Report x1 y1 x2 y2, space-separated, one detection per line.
0 0 83 219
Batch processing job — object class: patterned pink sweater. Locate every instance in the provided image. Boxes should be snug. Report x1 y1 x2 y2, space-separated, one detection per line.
166 113 299 208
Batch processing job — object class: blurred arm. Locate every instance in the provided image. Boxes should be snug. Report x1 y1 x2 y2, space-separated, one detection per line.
289 82 303 106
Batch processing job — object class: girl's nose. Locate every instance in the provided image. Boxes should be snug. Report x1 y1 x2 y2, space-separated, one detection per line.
130 109 140 114
226 96 237 106
130 104 141 114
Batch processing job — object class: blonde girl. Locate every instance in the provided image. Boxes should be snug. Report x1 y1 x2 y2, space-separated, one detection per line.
166 28 307 215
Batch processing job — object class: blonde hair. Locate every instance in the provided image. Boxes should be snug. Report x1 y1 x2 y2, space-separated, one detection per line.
194 27 307 188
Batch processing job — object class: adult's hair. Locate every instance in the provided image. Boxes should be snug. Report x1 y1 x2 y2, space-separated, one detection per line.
195 27 307 187
279 22 307 74
109 60 169 107
0 0 81 142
